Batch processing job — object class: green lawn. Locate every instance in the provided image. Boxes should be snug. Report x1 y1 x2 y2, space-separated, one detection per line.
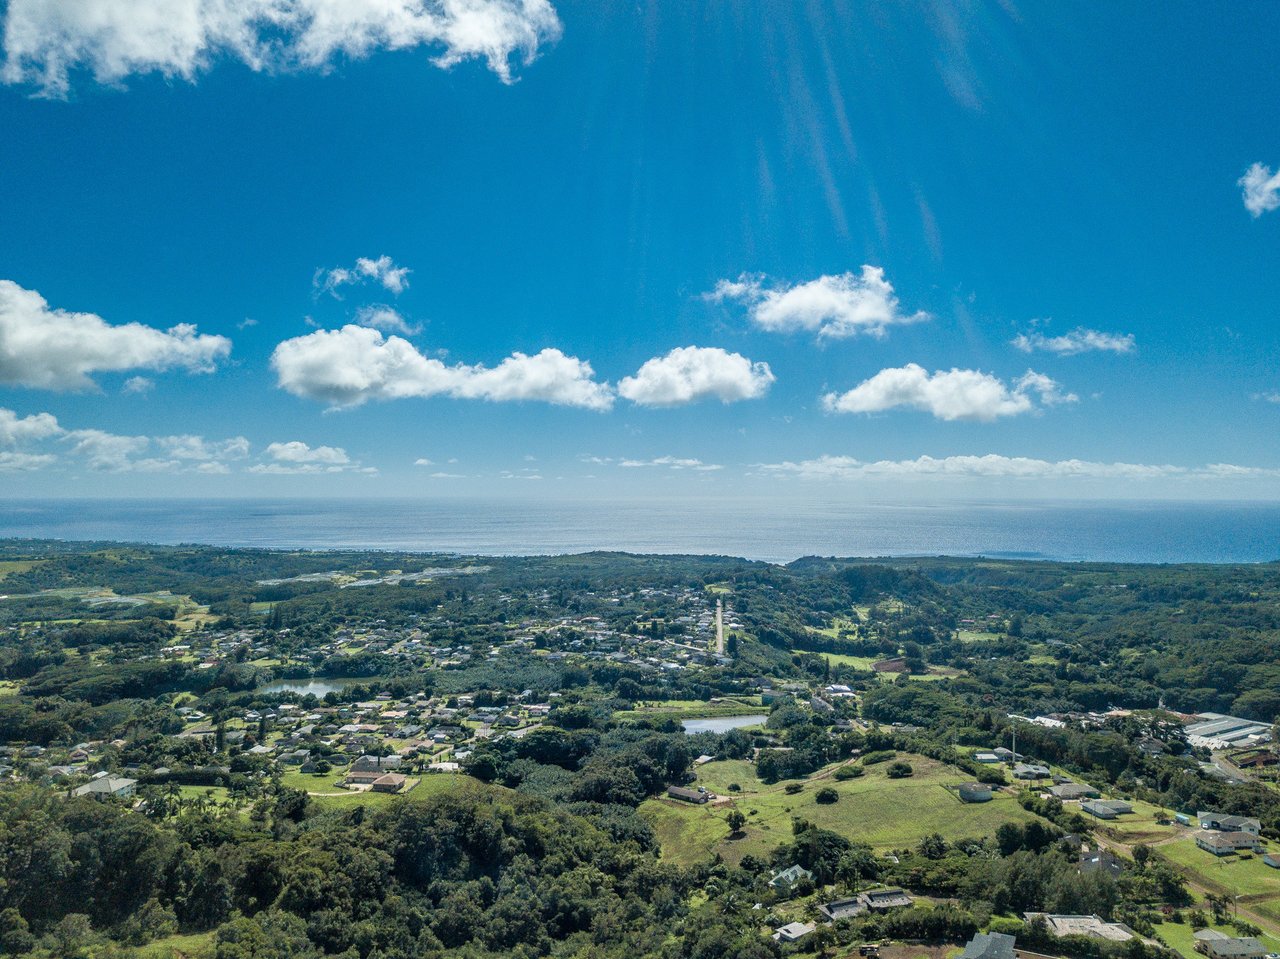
1159 837 1280 917
1096 798 1184 844
280 769 482 809
642 754 1044 867
957 630 1001 643
1154 921 1280 959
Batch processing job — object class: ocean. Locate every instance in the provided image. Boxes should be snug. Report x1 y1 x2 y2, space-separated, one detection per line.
1 498 1278 565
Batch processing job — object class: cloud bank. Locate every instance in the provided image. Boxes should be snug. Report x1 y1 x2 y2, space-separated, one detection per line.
709 265 928 339
823 364 1076 421
2 0 562 96
0 280 231 391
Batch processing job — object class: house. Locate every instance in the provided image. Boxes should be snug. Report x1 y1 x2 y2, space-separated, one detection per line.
1025 914 1134 942
772 922 816 943
1263 854 1280 869
343 769 384 788
427 761 460 773
1196 831 1263 856
71 776 137 799
974 752 1001 764
667 786 709 804
1080 850 1124 878
994 747 1022 762
371 773 406 793
858 888 913 911
817 897 867 921
1078 800 1128 819
1195 930 1267 959
351 754 402 773
1050 783 1101 800
959 932 1017 959
1198 812 1262 835
1014 763 1051 780
959 782 993 803
768 864 814 890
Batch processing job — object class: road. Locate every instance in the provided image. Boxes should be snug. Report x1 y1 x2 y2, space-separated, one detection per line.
715 599 725 655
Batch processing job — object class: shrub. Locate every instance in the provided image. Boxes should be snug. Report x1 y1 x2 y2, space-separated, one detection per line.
863 750 897 765
728 783 741 792
784 782 804 794
834 764 865 780
886 761 914 779
815 787 839 804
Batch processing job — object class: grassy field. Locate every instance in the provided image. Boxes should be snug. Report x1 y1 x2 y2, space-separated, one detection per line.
127 931 215 958
822 652 879 669
1097 798 1184 844
0 559 39 582
957 630 1001 643
1159 837 1280 921
614 698 764 721
641 753 1043 867
0 680 17 697
1154 921 1280 959
280 769 482 809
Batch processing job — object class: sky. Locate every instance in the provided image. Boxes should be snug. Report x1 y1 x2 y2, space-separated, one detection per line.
1 0 1279 501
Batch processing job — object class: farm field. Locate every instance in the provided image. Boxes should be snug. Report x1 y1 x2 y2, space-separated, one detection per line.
822 652 879 669
641 753 1043 867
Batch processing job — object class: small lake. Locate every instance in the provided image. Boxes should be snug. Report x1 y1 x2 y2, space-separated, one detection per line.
259 678 362 697
681 714 768 735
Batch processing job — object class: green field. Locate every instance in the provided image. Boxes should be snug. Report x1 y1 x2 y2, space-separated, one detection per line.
822 652 879 669
280 769 482 809
1159 837 1280 923
0 559 39 582
614 698 764 721
641 754 1043 866
1096 798 1184 844
957 630 1001 643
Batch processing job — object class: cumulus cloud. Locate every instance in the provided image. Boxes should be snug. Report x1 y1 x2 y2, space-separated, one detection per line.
752 453 1280 481
264 440 349 464
271 324 613 410
0 407 61 446
2 0 562 96
122 376 155 395
0 451 56 471
63 429 175 472
619 456 722 471
1239 162 1280 217
157 434 251 462
354 305 419 334
708 265 928 339
1012 327 1135 356
317 256 412 297
617 346 774 407
822 364 1077 421
0 280 231 390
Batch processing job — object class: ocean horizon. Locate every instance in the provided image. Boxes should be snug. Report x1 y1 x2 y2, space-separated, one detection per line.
1 497 1278 565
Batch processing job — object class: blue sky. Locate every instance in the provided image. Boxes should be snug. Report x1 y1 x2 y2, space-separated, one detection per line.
1 0 1279 500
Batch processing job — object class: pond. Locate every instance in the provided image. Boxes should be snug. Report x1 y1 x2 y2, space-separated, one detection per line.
681 714 768 735
259 678 363 697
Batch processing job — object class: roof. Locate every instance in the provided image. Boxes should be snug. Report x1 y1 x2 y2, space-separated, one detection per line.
960 932 1017 959
769 864 813 886
1204 938 1266 957
71 776 136 797
1027 914 1134 942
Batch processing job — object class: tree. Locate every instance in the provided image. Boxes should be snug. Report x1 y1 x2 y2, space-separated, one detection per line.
886 761 914 779
726 808 746 836
1133 843 1151 868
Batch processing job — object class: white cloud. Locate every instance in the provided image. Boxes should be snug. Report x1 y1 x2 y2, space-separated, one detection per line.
0 451 57 471
317 255 412 297
413 457 434 466
0 280 231 390
64 429 176 472
355 304 419 334
122 376 155 394
157 434 251 461
1239 162 1280 217
1012 327 1135 356
1255 392 1280 404
264 440 350 465
0 407 61 446
708 265 928 339
617 346 774 407
271 324 613 410
822 364 1077 421
619 456 722 472
2 0 562 96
